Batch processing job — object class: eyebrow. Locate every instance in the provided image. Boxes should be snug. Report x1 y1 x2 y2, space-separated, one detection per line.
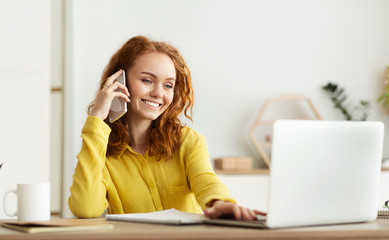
141 71 176 81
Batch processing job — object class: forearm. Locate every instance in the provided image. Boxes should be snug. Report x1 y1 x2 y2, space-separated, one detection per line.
185 138 236 209
68 116 111 218
191 173 236 208
68 146 109 218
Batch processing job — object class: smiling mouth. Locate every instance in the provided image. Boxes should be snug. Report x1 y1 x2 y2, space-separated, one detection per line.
142 99 162 108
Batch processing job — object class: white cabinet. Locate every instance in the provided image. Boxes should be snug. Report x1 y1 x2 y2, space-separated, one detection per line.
219 174 270 211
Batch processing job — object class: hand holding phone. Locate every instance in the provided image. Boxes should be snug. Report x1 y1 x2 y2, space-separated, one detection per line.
109 70 128 123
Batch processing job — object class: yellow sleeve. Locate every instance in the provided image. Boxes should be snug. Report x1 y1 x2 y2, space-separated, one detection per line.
183 129 236 209
68 115 111 218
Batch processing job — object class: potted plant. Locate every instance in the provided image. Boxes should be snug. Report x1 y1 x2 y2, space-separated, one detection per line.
377 66 389 112
322 82 371 121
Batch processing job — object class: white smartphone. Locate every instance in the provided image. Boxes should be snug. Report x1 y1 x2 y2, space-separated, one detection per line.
109 70 128 123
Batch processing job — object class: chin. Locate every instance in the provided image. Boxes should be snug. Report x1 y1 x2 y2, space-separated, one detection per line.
143 114 161 121
146 109 169 121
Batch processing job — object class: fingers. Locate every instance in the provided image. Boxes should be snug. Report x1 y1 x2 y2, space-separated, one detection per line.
253 209 267 216
231 204 242 220
102 70 130 101
203 208 218 219
107 80 130 97
113 91 131 103
247 208 258 220
204 201 231 219
204 201 266 221
240 207 254 221
237 206 259 221
105 69 124 86
204 206 229 219
89 70 130 120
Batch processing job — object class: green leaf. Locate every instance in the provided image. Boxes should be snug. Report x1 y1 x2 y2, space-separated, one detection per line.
378 92 389 102
384 98 389 107
360 100 371 106
339 96 347 103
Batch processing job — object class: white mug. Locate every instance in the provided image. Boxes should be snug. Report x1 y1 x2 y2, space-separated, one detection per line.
3 183 50 221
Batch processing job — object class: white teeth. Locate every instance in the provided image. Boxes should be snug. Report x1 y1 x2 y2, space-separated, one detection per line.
144 100 160 108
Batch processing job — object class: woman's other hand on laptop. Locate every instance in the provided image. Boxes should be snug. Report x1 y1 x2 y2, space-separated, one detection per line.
204 200 266 221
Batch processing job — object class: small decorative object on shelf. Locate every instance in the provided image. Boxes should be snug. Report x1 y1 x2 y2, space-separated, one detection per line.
214 157 252 171
377 200 389 219
322 82 371 121
377 66 389 113
249 95 322 168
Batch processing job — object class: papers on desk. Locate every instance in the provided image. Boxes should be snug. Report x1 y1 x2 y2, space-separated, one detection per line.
106 209 268 228
106 208 207 225
0 218 114 234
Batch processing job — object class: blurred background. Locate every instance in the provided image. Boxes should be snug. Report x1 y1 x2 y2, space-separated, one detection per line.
1 0 389 217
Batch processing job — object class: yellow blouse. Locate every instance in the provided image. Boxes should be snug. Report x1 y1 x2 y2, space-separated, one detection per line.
68 115 235 218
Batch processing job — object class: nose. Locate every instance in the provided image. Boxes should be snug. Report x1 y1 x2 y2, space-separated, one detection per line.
150 84 163 98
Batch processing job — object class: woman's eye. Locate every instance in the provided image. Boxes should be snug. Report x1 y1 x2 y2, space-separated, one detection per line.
141 79 152 84
164 84 173 89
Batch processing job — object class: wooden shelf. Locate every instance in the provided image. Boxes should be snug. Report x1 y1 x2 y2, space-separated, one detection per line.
259 142 272 148
215 168 269 175
249 95 323 168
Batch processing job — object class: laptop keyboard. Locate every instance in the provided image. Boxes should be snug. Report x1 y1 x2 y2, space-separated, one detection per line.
207 215 267 228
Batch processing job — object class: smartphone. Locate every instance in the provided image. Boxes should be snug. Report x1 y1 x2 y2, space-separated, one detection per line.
109 70 128 123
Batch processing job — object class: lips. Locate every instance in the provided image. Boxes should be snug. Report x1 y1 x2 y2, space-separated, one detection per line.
142 99 162 108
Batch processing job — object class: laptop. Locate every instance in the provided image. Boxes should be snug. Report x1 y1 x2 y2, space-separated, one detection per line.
209 120 384 229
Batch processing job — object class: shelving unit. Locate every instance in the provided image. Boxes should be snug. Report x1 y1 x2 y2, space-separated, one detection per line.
249 95 323 168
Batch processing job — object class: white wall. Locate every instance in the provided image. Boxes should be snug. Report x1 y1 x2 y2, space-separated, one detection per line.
62 0 389 217
50 0 65 214
0 0 51 218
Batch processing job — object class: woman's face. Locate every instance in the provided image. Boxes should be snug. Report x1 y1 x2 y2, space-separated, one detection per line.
126 52 176 122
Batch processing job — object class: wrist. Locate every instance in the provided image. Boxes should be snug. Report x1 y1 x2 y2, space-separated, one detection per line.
210 199 223 207
89 110 105 121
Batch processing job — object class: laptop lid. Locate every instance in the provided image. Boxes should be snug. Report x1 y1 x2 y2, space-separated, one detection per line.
266 120 384 228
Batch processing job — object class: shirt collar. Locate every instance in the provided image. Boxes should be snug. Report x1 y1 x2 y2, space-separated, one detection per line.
117 145 149 158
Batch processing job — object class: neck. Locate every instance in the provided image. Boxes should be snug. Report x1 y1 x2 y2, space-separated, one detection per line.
126 115 152 147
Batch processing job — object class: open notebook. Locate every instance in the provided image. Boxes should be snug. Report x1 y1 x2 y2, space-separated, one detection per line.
106 208 267 228
106 208 206 225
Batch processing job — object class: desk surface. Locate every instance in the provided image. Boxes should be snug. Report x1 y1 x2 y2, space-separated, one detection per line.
1 218 389 240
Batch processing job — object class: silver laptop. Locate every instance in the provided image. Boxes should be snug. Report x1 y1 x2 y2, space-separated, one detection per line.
210 120 384 229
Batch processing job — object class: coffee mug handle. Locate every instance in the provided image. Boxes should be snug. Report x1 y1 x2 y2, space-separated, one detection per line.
3 190 17 217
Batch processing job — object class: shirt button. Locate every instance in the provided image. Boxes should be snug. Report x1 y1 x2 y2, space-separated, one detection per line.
149 183 155 188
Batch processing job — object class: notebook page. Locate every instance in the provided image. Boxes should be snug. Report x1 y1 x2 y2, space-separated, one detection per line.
106 209 207 225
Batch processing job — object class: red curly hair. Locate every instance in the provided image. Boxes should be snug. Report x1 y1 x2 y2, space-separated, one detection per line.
88 36 194 159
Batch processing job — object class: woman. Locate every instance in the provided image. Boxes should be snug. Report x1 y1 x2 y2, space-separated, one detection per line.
69 36 263 220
